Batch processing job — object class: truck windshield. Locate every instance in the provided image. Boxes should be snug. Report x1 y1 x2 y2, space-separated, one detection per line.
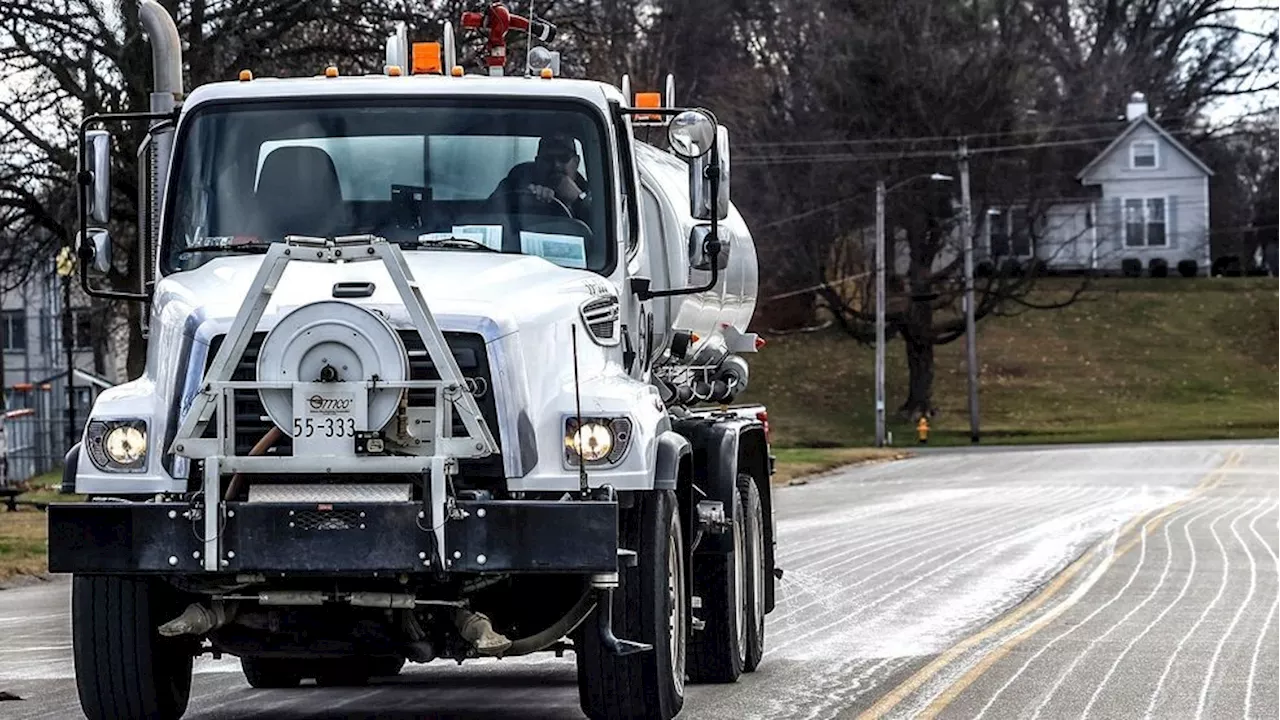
163 100 612 274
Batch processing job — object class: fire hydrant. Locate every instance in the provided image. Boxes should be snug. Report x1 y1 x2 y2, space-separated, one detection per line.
916 416 929 444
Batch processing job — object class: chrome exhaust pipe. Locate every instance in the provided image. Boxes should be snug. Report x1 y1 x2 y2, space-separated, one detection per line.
138 1 183 108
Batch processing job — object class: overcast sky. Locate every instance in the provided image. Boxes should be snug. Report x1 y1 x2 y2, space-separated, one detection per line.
1203 5 1278 124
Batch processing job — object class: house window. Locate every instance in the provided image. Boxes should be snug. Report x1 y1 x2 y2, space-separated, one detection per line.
72 309 95 351
1131 141 1157 169
987 208 1034 257
2 310 26 351
1124 198 1167 247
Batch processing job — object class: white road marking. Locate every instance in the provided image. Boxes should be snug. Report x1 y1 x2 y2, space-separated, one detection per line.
985 499 1168 719
1196 498 1275 718
767 488 1098 651
1077 492 1230 718
1144 488 1245 719
1243 497 1279 720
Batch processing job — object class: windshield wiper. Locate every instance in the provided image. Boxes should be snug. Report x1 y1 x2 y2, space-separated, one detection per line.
175 239 275 258
414 236 500 253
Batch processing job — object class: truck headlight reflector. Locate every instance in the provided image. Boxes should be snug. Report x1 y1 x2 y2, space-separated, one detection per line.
86 420 149 472
565 417 633 467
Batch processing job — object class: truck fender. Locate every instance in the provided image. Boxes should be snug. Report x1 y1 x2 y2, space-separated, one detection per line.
61 442 82 495
653 431 691 491
676 417 775 611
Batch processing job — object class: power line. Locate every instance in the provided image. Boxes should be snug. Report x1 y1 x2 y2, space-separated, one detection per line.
762 271 872 302
737 125 1262 167
738 134 1135 166
737 121 1130 150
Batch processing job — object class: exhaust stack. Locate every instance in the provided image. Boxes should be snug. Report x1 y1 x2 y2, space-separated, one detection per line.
138 0 183 110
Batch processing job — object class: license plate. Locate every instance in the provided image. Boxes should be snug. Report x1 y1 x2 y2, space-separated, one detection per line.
291 383 368 456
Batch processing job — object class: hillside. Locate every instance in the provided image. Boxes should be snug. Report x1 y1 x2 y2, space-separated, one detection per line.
743 278 1278 447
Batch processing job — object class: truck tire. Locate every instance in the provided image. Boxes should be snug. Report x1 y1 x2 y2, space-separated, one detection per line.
740 476 767 672
241 657 303 689
576 489 686 720
72 575 194 720
687 486 746 683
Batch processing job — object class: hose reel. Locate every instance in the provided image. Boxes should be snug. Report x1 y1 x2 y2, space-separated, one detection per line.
256 301 408 435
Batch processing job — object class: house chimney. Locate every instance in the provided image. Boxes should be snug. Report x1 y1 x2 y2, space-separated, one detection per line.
1126 91 1149 121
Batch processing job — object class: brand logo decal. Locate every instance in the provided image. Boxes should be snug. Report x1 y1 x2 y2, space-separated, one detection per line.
308 395 353 412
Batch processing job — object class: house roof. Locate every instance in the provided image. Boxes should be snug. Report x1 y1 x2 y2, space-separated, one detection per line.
1076 115 1215 180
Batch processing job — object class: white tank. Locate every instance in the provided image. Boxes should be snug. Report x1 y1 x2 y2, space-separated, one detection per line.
633 142 759 365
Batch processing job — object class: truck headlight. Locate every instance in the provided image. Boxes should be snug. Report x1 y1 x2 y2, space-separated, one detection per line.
565 417 633 467
86 419 149 472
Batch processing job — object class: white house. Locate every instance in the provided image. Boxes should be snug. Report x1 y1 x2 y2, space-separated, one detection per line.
982 93 1213 275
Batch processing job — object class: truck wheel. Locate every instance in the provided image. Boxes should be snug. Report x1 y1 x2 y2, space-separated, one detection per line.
576 489 686 720
740 476 767 672
241 657 303 689
72 575 194 720
687 486 746 683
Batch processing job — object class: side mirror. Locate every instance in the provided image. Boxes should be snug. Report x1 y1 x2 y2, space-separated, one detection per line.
85 130 111 224
688 224 729 271
80 228 112 275
690 125 730 222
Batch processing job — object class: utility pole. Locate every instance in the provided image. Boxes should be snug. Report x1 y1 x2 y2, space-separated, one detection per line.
57 246 77 450
958 140 980 443
0 303 6 486
874 181 886 447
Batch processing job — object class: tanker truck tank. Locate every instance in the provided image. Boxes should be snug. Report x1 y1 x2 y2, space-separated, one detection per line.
633 141 759 368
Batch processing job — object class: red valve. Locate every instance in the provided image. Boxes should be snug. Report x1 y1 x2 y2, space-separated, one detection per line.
461 3 556 73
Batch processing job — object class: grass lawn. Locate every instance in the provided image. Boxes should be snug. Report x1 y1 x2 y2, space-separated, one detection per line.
0 472 55 580
772 447 910 486
0 470 79 580
744 278 1279 448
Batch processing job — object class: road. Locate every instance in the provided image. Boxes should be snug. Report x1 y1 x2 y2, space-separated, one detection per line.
0 441 1275 719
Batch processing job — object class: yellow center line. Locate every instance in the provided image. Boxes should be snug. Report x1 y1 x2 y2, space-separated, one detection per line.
856 450 1242 720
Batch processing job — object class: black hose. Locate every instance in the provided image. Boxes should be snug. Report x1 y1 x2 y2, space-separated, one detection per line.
501 589 596 657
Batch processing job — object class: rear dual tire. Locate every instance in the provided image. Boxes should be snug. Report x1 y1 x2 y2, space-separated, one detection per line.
740 477 767 672
688 474 767 682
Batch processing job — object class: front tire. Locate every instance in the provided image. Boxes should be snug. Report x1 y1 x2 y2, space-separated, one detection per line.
72 575 194 720
576 490 686 720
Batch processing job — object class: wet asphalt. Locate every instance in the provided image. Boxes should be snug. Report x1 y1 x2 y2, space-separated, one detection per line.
0 440 1274 719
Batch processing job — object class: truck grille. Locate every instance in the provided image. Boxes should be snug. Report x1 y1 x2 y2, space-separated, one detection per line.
202 330 503 478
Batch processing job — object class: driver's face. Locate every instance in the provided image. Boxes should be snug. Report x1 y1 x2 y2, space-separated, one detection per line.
536 151 577 177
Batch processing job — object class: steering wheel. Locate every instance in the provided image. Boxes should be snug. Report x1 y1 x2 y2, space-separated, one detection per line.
491 187 574 219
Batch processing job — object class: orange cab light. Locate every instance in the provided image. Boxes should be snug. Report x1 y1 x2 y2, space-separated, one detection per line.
238 69 253 82
324 66 339 78
412 42 443 75
634 91 662 122
540 67 554 79
387 65 403 77
451 65 465 77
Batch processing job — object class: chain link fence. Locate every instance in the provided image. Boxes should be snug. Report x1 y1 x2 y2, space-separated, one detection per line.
2 409 75 489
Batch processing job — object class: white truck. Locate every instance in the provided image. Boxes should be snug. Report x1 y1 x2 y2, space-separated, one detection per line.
49 3 777 719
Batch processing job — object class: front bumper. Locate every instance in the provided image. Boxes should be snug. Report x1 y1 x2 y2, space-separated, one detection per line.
48 500 618 575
